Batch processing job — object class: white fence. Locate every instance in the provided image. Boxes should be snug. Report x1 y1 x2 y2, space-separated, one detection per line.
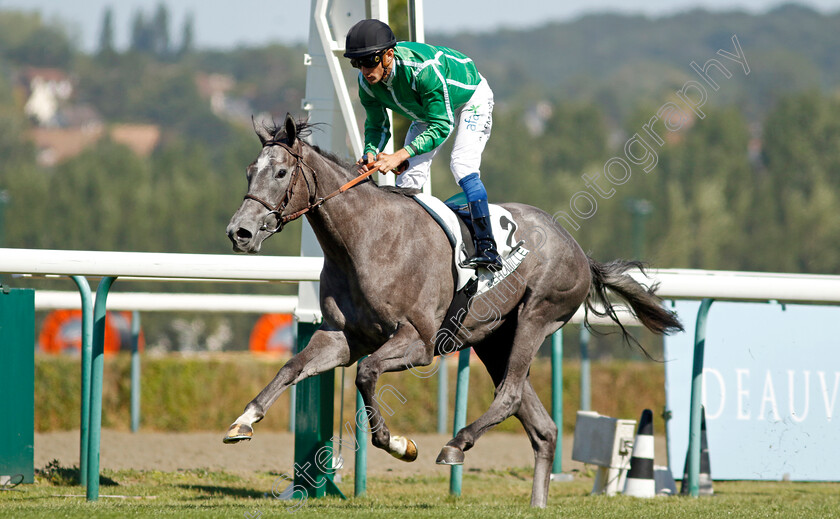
4 247 840 500
637 268 840 304
5 249 840 325
5 249 840 305
34 291 298 314
0 248 322 282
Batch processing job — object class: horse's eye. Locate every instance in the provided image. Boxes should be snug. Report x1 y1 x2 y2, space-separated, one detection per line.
276 169 287 178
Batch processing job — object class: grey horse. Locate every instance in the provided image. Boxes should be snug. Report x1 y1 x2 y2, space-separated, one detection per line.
224 115 683 507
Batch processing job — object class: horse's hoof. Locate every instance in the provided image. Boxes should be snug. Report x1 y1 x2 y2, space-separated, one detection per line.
435 445 465 465
388 435 418 462
223 423 253 444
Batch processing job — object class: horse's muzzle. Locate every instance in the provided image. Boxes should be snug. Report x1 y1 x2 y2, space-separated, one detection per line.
227 202 280 253
227 225 262 254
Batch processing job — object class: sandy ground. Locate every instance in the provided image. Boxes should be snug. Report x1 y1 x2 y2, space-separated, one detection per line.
35 430 670 478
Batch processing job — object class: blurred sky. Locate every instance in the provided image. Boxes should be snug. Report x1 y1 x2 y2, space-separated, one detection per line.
1 0 838 52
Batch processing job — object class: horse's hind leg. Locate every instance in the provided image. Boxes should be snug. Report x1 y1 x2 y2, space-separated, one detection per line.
517 382 557 507
471 343 557 508
355 323 434 462
223 328 352 443
437 314 549 461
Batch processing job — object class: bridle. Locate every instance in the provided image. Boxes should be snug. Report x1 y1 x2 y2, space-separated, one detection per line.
243 140 379 233
242 140 317 233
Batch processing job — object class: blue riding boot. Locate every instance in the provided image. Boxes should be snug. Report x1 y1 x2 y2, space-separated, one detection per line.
458 173 503 272
464 199 503 272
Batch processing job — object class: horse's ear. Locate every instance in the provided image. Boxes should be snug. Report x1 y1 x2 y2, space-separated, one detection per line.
284 113 297 146
252 115 272 145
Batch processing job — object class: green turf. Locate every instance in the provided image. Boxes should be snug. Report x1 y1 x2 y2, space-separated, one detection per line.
2 464 838 518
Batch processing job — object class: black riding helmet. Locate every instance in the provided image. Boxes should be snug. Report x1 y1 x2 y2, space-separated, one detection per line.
343 19 396 58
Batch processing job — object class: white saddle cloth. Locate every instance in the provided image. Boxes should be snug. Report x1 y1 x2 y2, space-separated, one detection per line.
413 193 529 295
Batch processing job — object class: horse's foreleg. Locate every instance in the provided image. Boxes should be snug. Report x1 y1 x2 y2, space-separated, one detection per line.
224 329 351 443
355 324 432 462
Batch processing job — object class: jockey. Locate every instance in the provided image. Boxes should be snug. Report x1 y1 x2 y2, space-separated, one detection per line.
344 19 503 272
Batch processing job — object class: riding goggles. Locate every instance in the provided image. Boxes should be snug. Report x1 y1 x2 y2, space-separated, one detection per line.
350 51 384 69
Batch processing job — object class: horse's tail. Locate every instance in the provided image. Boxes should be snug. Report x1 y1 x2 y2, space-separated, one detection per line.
585 257 684 355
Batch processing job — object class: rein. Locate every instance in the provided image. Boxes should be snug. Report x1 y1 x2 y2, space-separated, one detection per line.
243 141 379 233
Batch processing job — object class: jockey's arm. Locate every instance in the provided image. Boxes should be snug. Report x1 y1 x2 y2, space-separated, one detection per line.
404 64 454 156
372 147 410 173
359 76 391 160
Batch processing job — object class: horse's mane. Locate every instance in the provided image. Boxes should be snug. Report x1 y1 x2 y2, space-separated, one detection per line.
379 185 421 197
262 119 353 169
261 117 421 197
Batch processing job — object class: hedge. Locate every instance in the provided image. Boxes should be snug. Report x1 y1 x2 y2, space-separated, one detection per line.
34 353 666 435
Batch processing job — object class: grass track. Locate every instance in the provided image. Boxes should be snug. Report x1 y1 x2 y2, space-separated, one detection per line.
2 466 839 518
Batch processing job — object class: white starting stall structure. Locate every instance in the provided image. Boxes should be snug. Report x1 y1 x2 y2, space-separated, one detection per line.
296 0 440 501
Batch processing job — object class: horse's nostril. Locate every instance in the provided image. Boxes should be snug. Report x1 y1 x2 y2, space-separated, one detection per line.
235 228 252 240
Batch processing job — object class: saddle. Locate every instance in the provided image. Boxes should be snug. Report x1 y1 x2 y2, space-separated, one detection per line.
411 193 529 352
410 192 528 295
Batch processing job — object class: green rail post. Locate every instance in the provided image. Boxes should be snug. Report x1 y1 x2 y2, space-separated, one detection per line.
686 298 714 498
0 190 8 250
289 385 297 433
71 276 93 485
354 367 367 497
551 330 563 474
437 358 448 434
450 348 471 496
293 321 345 500
0 287 35 484
86 276 116 501
579 326 591 411
130 310 141 433
289 323 297 432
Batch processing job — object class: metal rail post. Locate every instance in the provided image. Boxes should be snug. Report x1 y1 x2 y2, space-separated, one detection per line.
449 348 471 496
579 326 591 411
551 330 563 474
130 310 141 432
354 365 367 497
292 322 345 499
686 298 714 497
71 276 92 485
288 319 297 432
437 358 448 434
86 276 116 501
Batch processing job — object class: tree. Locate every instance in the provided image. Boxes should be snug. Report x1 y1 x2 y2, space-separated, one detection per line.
130 11 153 54
648 107 753 270
151 3 171 58
539 102 609 174
129 5 172 58
760 91 840 273
0 12 73 67
178 13 195 57
97 7 116 57
0 75 41 250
